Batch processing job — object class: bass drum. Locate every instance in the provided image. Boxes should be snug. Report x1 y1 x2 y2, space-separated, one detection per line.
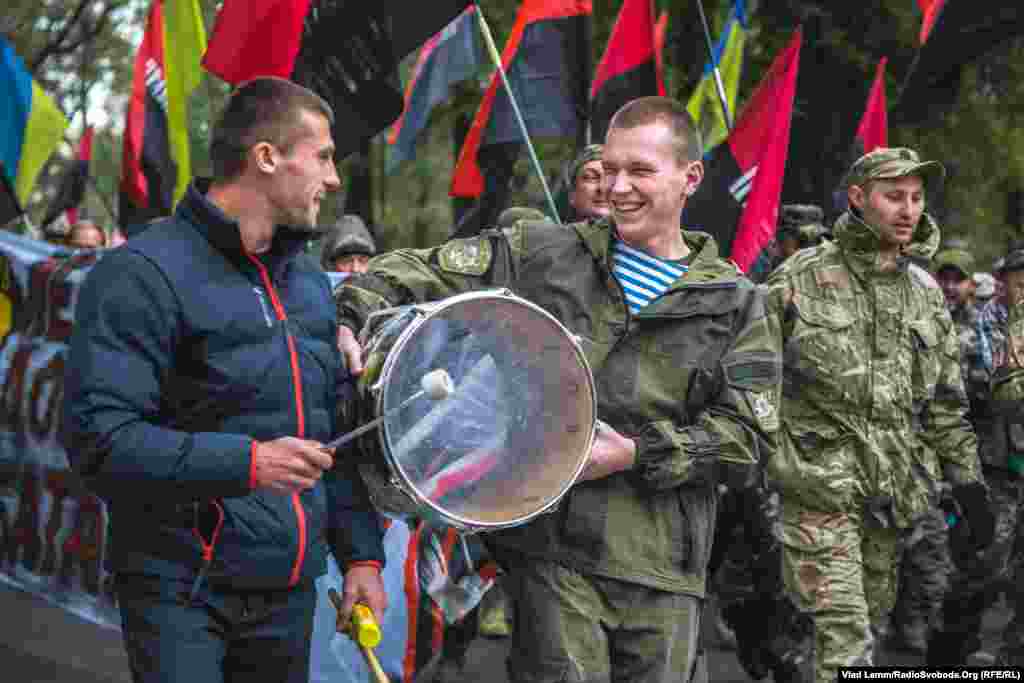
352 289 596 533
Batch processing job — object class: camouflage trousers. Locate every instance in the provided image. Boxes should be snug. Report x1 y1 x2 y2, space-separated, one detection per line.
890 504 952 634
937 473 1024 663
779 504 900 683
502 560 703 683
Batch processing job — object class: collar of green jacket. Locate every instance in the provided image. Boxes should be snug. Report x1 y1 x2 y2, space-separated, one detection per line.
832 209 940 275
573 218 739 289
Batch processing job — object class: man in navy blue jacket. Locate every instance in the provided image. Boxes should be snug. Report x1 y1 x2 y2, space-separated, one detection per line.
62 77 386 683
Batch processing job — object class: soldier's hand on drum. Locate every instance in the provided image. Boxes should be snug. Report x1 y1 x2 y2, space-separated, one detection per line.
579 420 637 482
252 437 334 494
337 325 364 375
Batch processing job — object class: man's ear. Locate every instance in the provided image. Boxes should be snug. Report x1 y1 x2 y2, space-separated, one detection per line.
683 160 704 197
252 142 278 175
848 184 866 211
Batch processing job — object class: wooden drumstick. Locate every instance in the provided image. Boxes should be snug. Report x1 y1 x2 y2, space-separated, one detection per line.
324 369 454 451
328 588 390 683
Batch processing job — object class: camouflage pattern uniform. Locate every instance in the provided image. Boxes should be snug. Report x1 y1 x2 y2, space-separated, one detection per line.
336 218 781 683
929 248 1024 666
763 148 986 683
748 205 830 284
890 247 981 652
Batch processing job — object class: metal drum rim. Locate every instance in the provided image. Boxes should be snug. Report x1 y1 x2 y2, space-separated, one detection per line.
372 289 597 532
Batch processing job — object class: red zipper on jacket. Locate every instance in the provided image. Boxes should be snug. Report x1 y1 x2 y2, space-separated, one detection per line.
246 252 308 587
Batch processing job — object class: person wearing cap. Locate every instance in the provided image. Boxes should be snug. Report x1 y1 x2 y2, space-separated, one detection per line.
776 205 830 263
763 147 994 682
566 143 611 221
321 214 376 275
929 244 1024 666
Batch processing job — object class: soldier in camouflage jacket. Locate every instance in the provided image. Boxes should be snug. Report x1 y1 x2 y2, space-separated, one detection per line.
335 98 781 683
764 148 993 683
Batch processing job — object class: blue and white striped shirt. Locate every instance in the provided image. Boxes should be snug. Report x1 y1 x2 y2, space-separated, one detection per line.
611 240 688 314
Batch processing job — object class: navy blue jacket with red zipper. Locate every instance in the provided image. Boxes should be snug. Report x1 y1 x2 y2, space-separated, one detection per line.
61 181 385 590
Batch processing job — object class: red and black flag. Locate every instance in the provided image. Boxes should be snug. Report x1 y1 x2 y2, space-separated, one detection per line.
120 2 177 229
387 6 482 172
589 0 660 143
683 29 802 273
42 126 94 229
203 0 474 159
917 0 947 45
896 0 1024 123
654 10 669 97
450 0 593 200
120 0 205 233
853 58 888 158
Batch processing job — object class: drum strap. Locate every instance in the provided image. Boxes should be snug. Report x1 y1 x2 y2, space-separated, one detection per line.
480 228 516 287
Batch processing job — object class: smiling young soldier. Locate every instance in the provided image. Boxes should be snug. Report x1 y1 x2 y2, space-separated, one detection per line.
335 96 780 683
763 148 995 683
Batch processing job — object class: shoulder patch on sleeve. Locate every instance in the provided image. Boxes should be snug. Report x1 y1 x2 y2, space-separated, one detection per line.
437 237 493 276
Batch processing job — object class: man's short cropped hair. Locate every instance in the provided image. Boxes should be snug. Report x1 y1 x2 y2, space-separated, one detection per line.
607 97 703 165
210 77 335 181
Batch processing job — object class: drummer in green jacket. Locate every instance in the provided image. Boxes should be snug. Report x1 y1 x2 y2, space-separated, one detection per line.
335 96 781 683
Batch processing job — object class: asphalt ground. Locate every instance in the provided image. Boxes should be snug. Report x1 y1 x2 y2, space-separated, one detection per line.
1 582 1014 682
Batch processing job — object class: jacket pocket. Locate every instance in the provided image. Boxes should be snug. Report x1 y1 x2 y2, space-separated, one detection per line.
561 483 607 559
785 298 858 397
907 318 942 403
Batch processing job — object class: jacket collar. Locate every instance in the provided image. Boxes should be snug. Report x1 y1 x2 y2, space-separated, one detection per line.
177 179 311 279
573 217 738 288
833 208 940 278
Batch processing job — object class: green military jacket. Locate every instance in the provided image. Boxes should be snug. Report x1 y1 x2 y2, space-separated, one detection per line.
336 218 780 596
764 210 983 528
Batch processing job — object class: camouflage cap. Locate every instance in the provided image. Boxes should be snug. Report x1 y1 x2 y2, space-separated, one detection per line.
844 147 946 191
566 144 604 187
497 206 547 229
777 204 828 245
933 247 975 278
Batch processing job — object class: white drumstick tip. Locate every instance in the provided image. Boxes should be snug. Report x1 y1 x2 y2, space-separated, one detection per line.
421 369 454 400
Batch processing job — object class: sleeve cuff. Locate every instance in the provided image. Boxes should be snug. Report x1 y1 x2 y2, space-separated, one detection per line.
345 560 383 573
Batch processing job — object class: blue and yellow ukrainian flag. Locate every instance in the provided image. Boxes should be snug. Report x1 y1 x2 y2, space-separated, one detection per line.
0 36 70 206
686 0 747 155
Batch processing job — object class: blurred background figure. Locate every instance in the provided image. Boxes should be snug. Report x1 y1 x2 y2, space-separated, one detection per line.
566 144 609 222
67 220 106 249
320 214 376 274
934 241 976 311
974 272 997 311
775 204 829 263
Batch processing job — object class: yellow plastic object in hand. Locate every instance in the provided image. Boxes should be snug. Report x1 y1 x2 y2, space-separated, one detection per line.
350 603 382 649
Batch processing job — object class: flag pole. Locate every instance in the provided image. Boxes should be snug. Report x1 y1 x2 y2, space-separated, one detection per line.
472 2 562 224
696 0 733 131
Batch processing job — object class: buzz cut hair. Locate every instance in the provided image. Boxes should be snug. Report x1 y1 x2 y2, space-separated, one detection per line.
210 77 335 181
608 97 703 164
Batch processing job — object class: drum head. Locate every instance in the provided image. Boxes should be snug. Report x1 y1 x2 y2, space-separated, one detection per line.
377 292 595 530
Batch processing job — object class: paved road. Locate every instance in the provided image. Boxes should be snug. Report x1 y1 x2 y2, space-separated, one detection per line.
1 582 1011 682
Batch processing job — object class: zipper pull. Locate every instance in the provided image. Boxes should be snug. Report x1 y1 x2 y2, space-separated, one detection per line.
187 556 212 605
